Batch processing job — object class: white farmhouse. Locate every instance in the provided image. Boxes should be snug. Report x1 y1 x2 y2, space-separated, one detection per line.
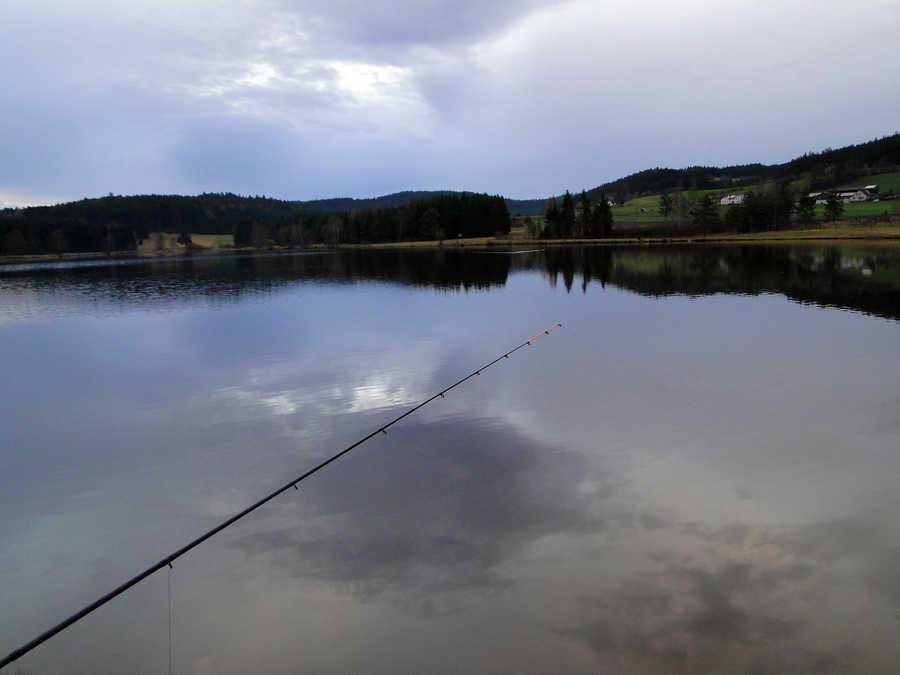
808 185 879 205
719 194 745 206
839 189 869 203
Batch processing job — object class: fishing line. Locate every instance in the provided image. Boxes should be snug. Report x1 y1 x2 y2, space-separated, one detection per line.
168 566 173 675
0 323 563 670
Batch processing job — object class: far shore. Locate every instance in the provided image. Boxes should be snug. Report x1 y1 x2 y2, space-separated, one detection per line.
353 221 900 248
3 221 900 266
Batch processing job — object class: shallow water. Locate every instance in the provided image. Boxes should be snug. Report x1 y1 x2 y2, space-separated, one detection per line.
2 245 899 673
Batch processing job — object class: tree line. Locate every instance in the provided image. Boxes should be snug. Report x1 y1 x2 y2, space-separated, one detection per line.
0 193 307 255
233 192 509 248
539 190 613 238
0 191 509 256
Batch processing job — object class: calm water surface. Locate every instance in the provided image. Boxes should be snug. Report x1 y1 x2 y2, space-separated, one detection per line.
2 246 900 673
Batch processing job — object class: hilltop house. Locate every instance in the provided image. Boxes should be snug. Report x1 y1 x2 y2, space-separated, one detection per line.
719 194 745 206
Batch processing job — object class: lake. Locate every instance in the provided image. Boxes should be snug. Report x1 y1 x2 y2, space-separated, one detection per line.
2 245 900 674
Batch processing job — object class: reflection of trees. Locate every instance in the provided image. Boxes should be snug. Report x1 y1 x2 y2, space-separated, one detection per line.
1 250 515 312
565 245 900 321
544 248 611 294
5 246 900 322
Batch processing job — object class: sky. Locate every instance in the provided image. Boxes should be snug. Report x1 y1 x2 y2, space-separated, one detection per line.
1 0 898 207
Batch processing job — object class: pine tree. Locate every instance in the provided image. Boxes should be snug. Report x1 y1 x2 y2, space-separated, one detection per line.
561 191 576 238
796 193 816 224
691 194 720 233
579 190 592 237
773 179 794 230
543 197 561 238
592 195 613 237
659 193 674 219
824 192 843 221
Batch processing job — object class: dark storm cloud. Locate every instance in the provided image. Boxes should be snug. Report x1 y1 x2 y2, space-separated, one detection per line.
232 417 597 602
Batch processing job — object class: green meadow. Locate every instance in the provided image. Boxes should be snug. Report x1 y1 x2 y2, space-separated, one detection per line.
841 170 900 194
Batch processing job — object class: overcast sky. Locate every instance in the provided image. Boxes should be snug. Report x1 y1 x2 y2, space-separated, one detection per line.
1 0 898 206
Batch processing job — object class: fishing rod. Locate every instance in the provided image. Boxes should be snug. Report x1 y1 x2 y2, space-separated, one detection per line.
1 322 563 670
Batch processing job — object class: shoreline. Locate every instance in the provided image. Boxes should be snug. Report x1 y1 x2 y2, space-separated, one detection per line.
3 224 900 266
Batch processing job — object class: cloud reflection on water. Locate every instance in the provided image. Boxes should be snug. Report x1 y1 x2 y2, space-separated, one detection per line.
231 418 595 606
2 246 900 673
226 411 900 672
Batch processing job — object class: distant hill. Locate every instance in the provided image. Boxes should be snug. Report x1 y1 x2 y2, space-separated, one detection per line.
0 190 510 255
509 133 900 215
3 192 311 235
312 134 899 215
1 190 503 232
302 190 560 218
2 133 897 240
304 190 455 212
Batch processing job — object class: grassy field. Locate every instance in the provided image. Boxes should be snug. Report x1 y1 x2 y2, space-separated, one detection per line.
613 192 899 223
136 232 182 255
816 200 900 218
191 234 234 248
135 233 234 256
840 170 900 194
610 186 762 222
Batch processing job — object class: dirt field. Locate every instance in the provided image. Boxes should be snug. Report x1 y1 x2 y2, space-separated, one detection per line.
135 233 233 256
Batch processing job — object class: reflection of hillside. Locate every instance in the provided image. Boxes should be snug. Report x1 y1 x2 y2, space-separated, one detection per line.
3 246 899 322
543 246 900 321
0 250 514 316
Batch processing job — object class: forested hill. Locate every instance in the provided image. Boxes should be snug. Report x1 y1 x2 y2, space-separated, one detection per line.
2 133 898 252
8 193 308 235
264 190 541 215
306 190 542 215
0 191 510 255
0 191 490 237
306 190 547 214
305 190 454 212
509 133 900 215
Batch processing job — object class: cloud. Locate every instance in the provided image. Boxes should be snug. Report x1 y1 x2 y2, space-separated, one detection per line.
272 0 559 49
1 0 898 202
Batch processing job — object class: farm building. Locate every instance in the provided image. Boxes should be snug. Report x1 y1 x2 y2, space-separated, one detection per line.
719 194 745 206
810 185 879 205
